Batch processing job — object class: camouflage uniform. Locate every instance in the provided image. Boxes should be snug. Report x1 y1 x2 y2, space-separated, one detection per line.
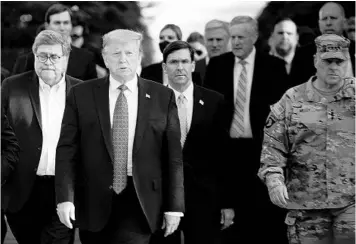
258 75 355 244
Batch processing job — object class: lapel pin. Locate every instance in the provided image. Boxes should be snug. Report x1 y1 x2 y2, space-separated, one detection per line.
146 94 150 99
199 100 204 105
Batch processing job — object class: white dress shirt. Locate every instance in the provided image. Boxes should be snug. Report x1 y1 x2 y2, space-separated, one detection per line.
37 76 66 176
168 82 194 133
109 75 138 176
233 47 256 138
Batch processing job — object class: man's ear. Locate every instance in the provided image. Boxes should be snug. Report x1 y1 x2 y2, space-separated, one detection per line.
191 61 196 72
313 54 318 69
162 62 167 74
44 22 49 30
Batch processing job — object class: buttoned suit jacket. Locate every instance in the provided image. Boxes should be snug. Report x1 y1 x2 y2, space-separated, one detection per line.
1 71 82 212
55 76 185 232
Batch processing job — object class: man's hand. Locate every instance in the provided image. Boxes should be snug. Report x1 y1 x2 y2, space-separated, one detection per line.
269 184 289 208
161 214 181 237
220 208 235 230
57 202 75 229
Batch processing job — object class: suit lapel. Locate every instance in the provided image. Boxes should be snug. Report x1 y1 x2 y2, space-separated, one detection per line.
93 77 114 161
226 53 236 105
28 71 42 129
133 77 150 156
186 85 204 142
65 75 75 96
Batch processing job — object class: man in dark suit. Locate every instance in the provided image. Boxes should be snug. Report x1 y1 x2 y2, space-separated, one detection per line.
55 29 184 244
1 30 81 244
293 2 355 84
12 3 97 80
204 16 288 244
151 41 235 244
1 107 20 244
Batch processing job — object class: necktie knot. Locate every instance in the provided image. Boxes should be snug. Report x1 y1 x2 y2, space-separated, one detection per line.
119 84 128 92
178 94 186 105
239 59 247 66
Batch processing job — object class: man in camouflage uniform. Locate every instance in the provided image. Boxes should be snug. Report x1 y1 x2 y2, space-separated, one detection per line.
258 34 355 244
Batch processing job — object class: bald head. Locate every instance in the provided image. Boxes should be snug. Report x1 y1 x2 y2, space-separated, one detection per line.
319 2 346 36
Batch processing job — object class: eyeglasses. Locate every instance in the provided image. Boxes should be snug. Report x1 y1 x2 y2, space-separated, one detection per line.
36 54 63 64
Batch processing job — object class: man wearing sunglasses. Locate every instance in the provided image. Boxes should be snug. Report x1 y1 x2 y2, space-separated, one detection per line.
1 30 81 244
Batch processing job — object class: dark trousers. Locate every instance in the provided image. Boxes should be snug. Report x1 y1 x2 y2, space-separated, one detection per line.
1 210 6 244
6 176 75 244
220 138 288 244
79 177 151 244
150 175 221 244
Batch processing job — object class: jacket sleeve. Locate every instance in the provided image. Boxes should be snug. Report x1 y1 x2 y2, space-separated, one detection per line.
163 89 185 213
258 93 292 190
55 87 80 203
1 110 20 186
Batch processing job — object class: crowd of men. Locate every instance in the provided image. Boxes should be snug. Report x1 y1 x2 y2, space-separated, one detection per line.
1 2 355 244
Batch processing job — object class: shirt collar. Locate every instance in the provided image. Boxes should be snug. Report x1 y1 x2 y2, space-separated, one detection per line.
168 82 194 103
109 74 138 93
270 49 295 64
39 74 66 90
235 46 256 65
305 76 355 102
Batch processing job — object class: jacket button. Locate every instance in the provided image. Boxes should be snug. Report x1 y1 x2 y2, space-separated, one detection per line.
109 185 113 189
37 147 41 151
34 167 37 172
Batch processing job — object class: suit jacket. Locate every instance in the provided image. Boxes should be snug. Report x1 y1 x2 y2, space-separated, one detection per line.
194 59 207 84
12 46 97 81
182 84 232 212
292 40 356 85
1 108 20 186
1 71 82 212
55 76 185 232
141 62 203 86
204 51 288 150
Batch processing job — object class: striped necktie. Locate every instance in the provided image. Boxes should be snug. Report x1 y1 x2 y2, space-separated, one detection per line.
112 84 128 194
177 94 188 147
230 59 247 137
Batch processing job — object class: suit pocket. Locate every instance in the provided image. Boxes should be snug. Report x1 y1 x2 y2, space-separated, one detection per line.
152 178 162 191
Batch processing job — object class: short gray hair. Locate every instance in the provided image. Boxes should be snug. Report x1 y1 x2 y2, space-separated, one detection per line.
205 19 230 36
32 30 71 56
102 29 143 54
230 16 258 36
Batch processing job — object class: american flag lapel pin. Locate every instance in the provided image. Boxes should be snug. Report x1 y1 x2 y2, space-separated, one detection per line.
146 93 150 99
199 99 204 105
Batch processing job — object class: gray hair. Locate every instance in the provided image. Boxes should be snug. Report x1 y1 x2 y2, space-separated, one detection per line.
204 19 230 36
32 30 71 56
230 16 259 36
102 29 143 54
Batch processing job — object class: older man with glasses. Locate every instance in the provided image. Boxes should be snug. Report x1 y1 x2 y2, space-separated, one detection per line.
1 30 82 244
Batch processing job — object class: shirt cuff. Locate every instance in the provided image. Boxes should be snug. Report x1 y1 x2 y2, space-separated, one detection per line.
164 212 184 217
